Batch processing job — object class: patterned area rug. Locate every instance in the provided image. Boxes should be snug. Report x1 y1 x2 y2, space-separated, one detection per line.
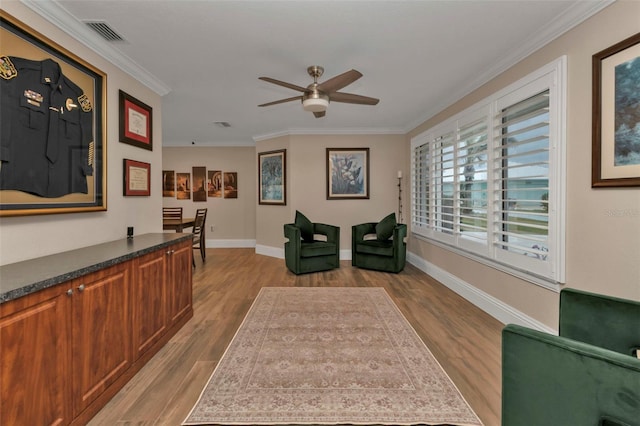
183 287 482 425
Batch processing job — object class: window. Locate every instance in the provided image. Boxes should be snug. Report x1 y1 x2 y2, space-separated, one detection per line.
411 57 566 286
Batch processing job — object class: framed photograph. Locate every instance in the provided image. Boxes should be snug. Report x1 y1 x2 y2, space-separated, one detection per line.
224 172 238 199
162 170 175 197
258 149 286 205
123 159 150 196
0 12 106 216
176 172 191 200
208 170 222 198
192 166 207 202
592 32 640 187
326 148 370 199
119 90 153 151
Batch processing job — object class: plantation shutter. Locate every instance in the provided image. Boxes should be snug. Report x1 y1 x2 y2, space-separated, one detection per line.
456 116 489 245
494 90 550 261
432 131 456 234
412 141 430 227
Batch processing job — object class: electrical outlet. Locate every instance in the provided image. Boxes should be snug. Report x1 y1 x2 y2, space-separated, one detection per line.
210 225 215 232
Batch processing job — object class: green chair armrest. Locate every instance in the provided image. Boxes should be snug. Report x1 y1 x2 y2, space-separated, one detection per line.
559 288 640 357
314 223 340 245
502 324 640 426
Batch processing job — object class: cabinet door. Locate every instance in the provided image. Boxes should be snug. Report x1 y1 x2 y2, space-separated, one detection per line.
0 286 72 426
133 249 168 360
168 240 193 324
72 263 132 416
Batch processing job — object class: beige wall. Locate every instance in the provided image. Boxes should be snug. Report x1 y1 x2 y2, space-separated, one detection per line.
0 2 164 265
162 147 256 243
256 134 407 254
406 0 640 328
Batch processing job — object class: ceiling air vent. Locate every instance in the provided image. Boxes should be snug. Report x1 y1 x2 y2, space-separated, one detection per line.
84 21 125 42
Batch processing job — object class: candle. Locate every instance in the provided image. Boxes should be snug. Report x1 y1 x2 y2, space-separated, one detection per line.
397 170 402 178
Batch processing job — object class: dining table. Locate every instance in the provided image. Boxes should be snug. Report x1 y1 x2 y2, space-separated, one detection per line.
162 217 195 233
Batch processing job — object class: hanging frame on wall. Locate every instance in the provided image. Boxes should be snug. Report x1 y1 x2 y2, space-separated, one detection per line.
0 11 107 216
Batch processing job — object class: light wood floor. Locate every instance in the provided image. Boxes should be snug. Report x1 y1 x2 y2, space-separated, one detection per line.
88 248 503 425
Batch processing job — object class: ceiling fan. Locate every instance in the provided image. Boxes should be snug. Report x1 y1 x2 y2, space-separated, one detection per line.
258 66 379 118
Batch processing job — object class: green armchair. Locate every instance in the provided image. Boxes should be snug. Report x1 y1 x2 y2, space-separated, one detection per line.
284 211 340 275
502 288 640 426
352 213 407 273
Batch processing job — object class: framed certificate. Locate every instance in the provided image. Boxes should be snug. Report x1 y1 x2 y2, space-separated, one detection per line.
119 90 153 151
123 159 151 196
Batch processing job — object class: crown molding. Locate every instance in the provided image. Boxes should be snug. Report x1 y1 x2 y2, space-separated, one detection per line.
20 0 171 96
403 0 615 133
253 127 404 142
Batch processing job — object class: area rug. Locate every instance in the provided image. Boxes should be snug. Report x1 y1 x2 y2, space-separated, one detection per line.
183 287 482 425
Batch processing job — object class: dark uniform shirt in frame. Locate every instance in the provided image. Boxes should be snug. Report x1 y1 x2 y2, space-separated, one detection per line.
0 56 93 198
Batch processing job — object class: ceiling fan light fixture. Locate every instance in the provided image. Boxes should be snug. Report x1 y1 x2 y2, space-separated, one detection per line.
302 97 329 112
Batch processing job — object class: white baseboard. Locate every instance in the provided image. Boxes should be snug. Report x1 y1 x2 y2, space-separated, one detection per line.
407 252 557 334
206 239 256 248
245 244 555 334
255 244 283 258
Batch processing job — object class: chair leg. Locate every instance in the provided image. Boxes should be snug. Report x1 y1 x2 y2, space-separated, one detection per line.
192 249 195 268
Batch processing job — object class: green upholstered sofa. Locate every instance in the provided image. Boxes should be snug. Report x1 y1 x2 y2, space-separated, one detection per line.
502 288 640 426
352 213 407 273
283 211 340 275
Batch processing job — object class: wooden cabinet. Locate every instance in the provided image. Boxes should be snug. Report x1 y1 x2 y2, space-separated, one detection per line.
133 249 168 360
0 237 192 426
0 286 72 426
168 240 193 324
71 263 132 415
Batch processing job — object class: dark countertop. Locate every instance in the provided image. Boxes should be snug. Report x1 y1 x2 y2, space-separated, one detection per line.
0 233 192 304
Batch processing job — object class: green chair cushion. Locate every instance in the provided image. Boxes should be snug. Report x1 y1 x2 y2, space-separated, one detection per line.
356 240 394 257
300 241 337 258
375 213 396 241
295 210 314 242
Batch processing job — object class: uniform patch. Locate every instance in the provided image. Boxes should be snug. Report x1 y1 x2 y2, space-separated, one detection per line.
78 94 92 112
0 56 17 80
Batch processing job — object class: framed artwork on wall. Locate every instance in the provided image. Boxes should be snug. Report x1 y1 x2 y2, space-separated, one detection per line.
224 172 238 199
258 149 286 205
162 170 175 197
176 172 191 200
592 32 640 187
119 90 153 151
208 170 222 198
0 11 107 216
192 166 207 202
326 148 370 199
123 159 150 196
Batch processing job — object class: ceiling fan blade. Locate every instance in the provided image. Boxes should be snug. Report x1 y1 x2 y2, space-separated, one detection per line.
330 92 379 105
313 111 326 118
258 96 302 107
259 77 307 93
317 69 362 93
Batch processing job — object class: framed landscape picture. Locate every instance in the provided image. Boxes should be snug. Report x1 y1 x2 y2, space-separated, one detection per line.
258 149 286 205
592 32 640 187
326 148 370 199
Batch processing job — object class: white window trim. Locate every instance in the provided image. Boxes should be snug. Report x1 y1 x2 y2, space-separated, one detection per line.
411 56 566 290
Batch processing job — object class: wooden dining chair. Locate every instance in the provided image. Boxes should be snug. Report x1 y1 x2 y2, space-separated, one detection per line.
191 208 207 267
162 207 183 221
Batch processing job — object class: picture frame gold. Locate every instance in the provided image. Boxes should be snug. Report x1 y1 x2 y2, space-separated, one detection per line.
0 11 107 216
592 32 640 187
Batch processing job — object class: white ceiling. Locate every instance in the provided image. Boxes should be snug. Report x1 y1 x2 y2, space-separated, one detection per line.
24 0 611 146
